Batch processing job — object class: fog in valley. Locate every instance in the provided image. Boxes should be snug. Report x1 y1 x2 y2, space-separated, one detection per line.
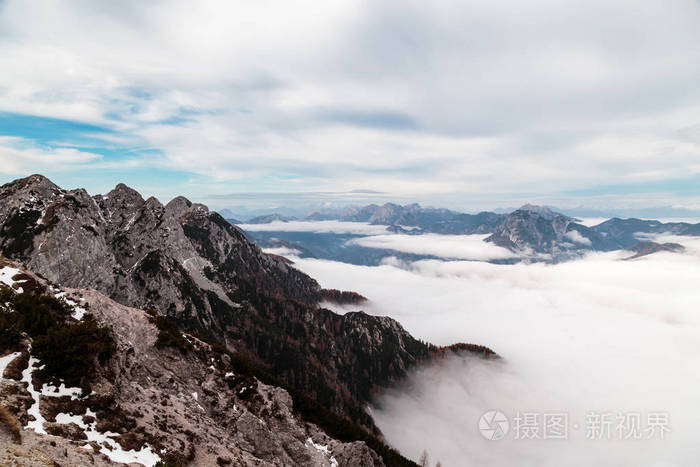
271 230 700 466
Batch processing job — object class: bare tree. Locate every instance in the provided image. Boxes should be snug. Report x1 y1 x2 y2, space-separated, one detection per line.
418 449 429 467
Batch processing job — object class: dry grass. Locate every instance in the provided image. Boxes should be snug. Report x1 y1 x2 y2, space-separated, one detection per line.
0 404 22 444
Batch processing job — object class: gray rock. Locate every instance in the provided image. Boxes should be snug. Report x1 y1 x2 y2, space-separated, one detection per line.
0 267 385 466
0 175 440 454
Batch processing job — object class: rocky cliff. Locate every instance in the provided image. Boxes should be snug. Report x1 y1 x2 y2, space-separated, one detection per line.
0 260 389 466
485 208 616 258
0 175 439 437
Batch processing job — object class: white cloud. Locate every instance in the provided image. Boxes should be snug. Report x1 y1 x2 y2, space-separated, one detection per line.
0 137 102 175
237 220 390 235
285 236 700 466
0 0 699 207
262 246 302 257
349 233 516 261
564 230 592 246
575 217 610 227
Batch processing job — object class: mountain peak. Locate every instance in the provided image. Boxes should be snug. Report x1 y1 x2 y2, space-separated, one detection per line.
515 204 570 221
165 195 193 217
107 182 144 204
518 203 554 214
1 173 60 194
23 174 55 186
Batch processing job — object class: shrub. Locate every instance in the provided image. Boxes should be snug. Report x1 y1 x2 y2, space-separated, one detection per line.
1 287 115 390
9 292 71 337
0 311 23 349
32 318 115 387
146 309 193 354
0 290 71 349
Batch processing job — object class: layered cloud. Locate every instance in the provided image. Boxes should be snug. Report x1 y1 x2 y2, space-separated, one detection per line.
237 220 390 235
282 237 700 465
563 230 592 246
349 233 516 261
0 0 699 208
0 136 102 174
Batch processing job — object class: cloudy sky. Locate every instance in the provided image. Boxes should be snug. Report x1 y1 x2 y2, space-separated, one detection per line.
1 0 699 212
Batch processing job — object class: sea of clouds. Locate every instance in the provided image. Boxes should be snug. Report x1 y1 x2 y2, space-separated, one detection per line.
273 233 700 467
236 220 391 235
348 233 517 261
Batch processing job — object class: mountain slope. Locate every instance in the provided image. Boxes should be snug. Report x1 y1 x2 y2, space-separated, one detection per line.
0 175 457 436
0 260 390 466
485 208 616 258
592 217 700 249
622 241 685 260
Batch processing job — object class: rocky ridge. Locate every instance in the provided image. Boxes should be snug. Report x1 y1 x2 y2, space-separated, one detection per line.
0 260 386 466
0 175 480 439
592 217 700 249
622 241 685 260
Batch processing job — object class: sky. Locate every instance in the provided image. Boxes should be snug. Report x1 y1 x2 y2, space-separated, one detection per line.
0 0 699 214
276 233 700 466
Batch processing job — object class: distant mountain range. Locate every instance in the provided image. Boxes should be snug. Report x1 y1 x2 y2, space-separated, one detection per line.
233 202 700 262
222 203 700 225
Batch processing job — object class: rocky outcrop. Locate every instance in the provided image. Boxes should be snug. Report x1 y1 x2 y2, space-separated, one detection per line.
0 175 437 436
485 208 615 258
246 214 298 224
312 203 459 228
0 263 386 466
622 241 685 260
593 217 700 249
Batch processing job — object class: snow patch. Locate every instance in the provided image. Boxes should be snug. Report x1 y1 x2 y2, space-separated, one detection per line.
22 356 47 434
71 305 86 320
306 437 339 466
54 291 87 320
0 266 24 292
41 381 83 400
307 437 331 454
20 354 157 465
55 408 160 466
